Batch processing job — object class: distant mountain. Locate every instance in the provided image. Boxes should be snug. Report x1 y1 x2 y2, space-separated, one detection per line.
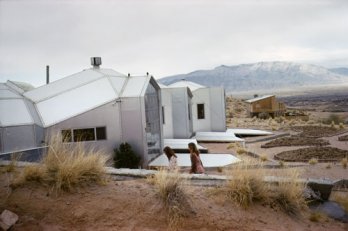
159 62 348 94
329 67 348 76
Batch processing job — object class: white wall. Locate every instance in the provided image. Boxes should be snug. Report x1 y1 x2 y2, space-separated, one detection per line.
47 101 122 156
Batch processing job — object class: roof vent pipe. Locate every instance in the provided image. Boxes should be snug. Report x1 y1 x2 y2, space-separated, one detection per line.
46 65 50 84
91 57 102 68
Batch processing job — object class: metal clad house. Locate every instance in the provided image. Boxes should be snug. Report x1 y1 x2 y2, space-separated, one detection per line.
167 80 226 133
160 84 193 139
245 95 286 118
0 81 44 154
23 59 162 166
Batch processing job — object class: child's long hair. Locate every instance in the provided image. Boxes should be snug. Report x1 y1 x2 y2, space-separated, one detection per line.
188 142 199 156
163 146 177 160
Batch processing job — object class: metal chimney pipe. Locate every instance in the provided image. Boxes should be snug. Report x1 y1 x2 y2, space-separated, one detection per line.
46 65 50 84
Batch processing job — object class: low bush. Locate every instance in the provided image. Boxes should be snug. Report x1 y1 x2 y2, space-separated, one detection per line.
149 170 190 230
113 142 141 169
14 134 108 193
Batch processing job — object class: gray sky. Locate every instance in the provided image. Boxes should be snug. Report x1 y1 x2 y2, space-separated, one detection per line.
1 0 348 86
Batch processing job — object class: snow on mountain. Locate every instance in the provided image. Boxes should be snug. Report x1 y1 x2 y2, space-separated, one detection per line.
159 62 348 94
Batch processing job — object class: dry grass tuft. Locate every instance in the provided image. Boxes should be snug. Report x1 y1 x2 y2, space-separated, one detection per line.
309 211 327 222
325 164 332 169
149 170 191 230
225 160 270 208
341 158 348 169
270 169 307 216
279 160 285 168
4 153 22 173
227 142 241 150
308 158 318 165
236 147 247 155
13 134 108 193
260 155 268 162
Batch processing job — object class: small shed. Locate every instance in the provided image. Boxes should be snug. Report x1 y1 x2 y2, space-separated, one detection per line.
23 58 163 166
167 80 226 133
160 84 193 139
245 95 286 118
0 81 44 155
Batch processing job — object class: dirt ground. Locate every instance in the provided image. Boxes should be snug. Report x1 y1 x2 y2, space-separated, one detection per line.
0 170 347 231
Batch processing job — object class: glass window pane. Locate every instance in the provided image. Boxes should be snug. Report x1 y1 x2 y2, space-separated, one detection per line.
197 104 205 119
96 127 106 140
73 128 95 142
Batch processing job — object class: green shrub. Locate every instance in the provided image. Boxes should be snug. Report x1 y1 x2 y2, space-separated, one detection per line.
113 142 141 168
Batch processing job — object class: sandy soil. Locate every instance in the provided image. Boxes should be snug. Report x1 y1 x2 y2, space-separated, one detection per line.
0 171 347 231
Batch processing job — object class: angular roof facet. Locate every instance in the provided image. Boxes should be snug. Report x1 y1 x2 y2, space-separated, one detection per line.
167 80 205 92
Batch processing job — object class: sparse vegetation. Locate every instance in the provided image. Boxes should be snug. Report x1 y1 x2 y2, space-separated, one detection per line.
220 161 307 215
236 147 247 155
325 164 331 169
309 211 327 222
260 155 268 162
13 134 108 193
149 170 190 230
332 193 348 212
225 160 270 208
308 158 318 165
113 142 141 169
270 170 307 216
323 114 345 125
4 152 22 173
279 161 285 168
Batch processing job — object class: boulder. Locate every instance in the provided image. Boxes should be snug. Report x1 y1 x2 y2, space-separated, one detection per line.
0 210 19 231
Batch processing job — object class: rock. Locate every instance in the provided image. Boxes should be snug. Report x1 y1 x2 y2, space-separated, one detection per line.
0 210 19 231
310 201 348 223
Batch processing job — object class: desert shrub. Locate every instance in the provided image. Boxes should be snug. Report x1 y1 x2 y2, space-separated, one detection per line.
341 158 348 169
113 142 141 169
149 170 190 230
270 170 307 216
339 123 345 129
308 158 318 165
260 155 268 162
325 164 331 169
14 134 108 192
225 160 270 208
236 147 247 155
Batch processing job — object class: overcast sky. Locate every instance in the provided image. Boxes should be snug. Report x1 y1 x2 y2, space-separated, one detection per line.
0 0 348 86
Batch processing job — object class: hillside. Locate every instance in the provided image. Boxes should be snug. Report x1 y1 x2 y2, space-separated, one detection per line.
159 62 348 94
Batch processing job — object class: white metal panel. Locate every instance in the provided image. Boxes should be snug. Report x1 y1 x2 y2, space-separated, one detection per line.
0 84 7 90
0 89 21 98
194 131 245 142
96 68 125 77
0 99 33 126
168 80 205 91
227 128 273 136
37 78 117 127
109 76 128 95
24 69 104 102
122 76 148 97
149 153 241 167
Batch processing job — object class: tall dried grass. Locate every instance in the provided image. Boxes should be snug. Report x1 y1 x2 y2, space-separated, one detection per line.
225 159 270 208
149 170 190 230
14 134 108 193
223 160 307 215
270 169 307 216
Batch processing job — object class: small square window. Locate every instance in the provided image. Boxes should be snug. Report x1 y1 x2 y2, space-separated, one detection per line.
96 127 107 140
197 104 205 119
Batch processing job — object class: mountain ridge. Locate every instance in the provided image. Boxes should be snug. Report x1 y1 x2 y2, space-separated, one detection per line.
158 61 348 94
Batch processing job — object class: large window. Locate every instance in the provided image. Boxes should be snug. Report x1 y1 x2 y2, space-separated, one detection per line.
197 104 205 119
61 127 107 142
